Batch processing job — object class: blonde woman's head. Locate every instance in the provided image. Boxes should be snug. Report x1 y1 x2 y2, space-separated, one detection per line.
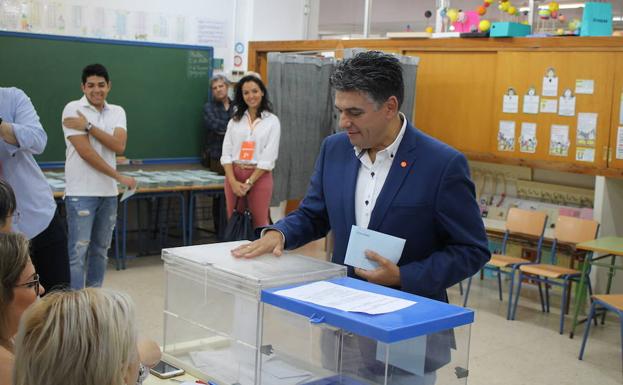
13 288 139 385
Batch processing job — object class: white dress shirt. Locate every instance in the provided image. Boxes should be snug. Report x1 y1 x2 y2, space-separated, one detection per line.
62 95 126 197
0 87 56 239
220 110 280 171
354 113 407 229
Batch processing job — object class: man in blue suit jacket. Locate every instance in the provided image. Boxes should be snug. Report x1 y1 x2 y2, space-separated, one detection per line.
234 51 489 303
234 50 490 383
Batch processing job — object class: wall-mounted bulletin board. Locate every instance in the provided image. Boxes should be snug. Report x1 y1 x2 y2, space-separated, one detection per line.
492 51 616 170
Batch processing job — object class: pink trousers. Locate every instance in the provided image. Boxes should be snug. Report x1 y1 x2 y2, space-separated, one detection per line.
224 166 273 228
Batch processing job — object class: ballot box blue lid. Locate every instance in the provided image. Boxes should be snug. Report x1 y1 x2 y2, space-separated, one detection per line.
261 277 474 344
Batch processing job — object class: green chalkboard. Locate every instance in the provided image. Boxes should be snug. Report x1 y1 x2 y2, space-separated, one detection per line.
0 32 213 162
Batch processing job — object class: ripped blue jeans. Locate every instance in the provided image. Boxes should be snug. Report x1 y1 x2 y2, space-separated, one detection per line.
66 196 118 289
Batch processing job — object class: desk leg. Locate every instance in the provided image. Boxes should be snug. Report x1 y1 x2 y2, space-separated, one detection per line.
570 252 592 338
188 192 195 245
178 193 187 246
601 255 617 325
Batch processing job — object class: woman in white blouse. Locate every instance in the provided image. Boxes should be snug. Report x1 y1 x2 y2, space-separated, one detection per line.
221 74 280 228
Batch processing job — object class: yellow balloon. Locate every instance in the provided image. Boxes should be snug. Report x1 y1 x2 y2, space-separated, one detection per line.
447 8 459 22
484 0 493 3
425 26 433 33
479 20 491 32
499 2 510 12
507 6 516 15
549 2 559 11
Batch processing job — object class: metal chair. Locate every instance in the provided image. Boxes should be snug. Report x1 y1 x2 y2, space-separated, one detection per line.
463 208 548 319
578 294 623 370
511 215 599 334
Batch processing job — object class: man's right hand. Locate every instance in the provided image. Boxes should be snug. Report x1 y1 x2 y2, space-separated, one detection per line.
231 230 284 259
118 175 137 190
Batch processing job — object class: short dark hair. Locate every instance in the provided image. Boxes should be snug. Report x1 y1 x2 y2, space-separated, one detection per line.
0 178 16 228
232 75 273 121
330 50 404 109
82 64 110 84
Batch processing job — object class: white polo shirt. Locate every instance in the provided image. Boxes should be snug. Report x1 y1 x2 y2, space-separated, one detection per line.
62 95 126 197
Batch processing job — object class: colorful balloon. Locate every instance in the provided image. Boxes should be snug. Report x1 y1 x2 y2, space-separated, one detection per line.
499 2 510 12
479 19 491 32
477 5 487 15
425 26 433 33
425 10 432 18
507 6 516 15
548 2 559 12
447 8 459 22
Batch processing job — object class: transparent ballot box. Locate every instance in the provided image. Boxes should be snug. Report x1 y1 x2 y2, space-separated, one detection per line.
259 277 474 385
161 241 346 385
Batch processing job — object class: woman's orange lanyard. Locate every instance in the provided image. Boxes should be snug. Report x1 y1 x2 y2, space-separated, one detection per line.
238 114 260 161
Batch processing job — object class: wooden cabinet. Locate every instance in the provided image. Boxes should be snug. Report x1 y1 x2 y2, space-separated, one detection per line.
609 54 623 170
406 51 497 154
249 37 623 177
492 51 616 169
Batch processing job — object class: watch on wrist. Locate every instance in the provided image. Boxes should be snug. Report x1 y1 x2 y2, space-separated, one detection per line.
245 178 254 186
85 122 93 132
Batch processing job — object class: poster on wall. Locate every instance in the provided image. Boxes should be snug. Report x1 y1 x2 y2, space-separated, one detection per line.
542 67 558 97
520 122 537 153
197 18 227 47
540 98 558 114
549 124 570 157
497 121 516 152
575 79 594 95
558 89 576 117
617 127 623 160
502 88 519 114
576 147 595 162
576 113 598 147
522 87 540 114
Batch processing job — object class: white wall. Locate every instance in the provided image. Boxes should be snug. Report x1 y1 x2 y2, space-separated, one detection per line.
0 0 310 74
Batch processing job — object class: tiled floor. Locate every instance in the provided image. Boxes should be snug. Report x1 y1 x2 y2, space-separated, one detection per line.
105 254 622 385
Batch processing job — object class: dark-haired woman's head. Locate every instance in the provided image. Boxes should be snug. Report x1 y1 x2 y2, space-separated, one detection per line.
232 75 273 121
0 179 16 233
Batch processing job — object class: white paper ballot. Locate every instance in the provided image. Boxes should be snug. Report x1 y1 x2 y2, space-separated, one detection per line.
344 225 405 271
120 187 137 202
274 281 416 315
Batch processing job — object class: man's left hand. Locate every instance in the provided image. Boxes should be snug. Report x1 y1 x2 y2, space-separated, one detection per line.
354 250 401 287
63 110 88 131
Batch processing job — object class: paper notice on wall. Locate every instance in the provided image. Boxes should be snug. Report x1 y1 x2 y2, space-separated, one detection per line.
497 121 516 151
520 122 537 153
502 92 519 114
575 79 595 95
620 92 623 125
549 125 570 157
617 127 623 160
542 75 558 97
197 18 227 47
576 113 598 147
523 95 540 114
558 92 576 117
575 147 595 163
540 98 558 113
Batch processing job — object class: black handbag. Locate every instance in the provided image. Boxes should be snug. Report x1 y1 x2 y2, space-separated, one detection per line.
223 197 255 241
